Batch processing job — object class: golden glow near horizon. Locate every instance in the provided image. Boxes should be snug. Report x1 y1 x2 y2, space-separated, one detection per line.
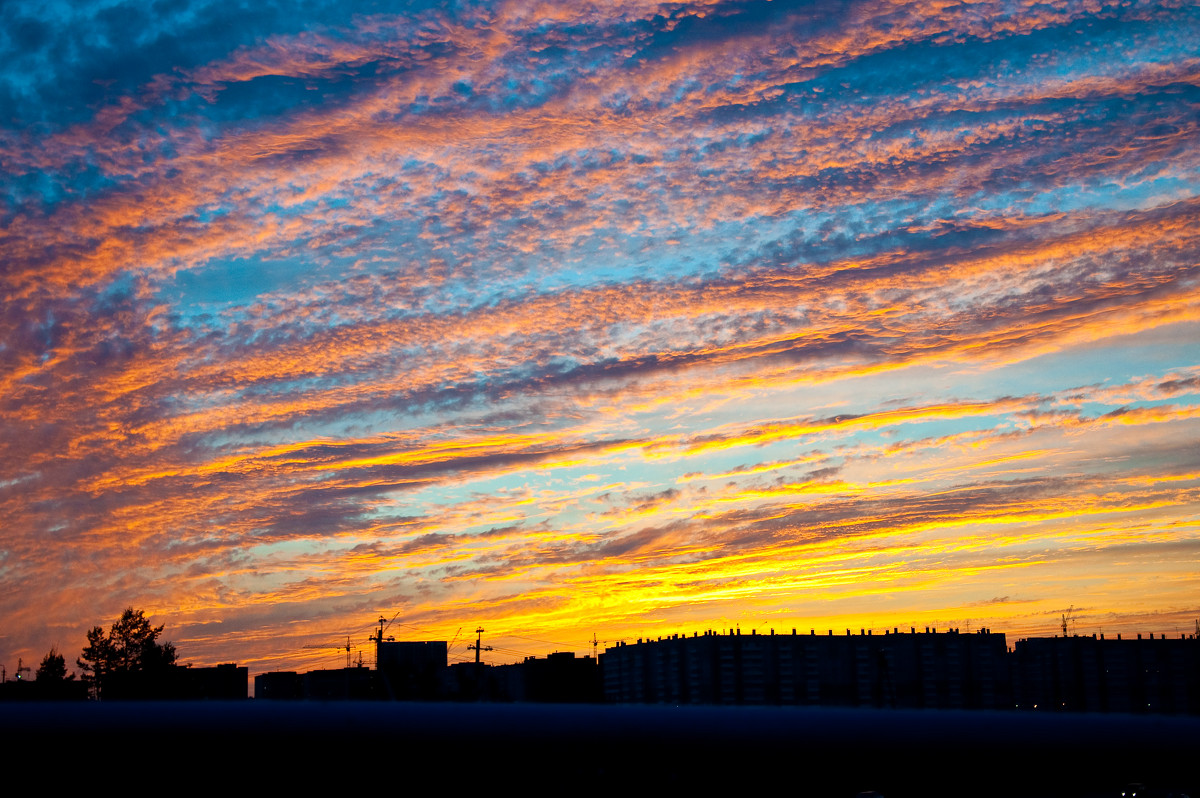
1 0 1198 676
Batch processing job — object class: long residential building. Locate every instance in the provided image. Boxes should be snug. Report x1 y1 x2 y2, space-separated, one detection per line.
600 627 1010 709
1012 633 1200 714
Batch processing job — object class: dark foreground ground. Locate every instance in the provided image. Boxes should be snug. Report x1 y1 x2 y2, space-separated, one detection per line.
4 702 1196 796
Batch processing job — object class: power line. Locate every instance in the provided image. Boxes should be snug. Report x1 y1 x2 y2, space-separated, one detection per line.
502 632 584 649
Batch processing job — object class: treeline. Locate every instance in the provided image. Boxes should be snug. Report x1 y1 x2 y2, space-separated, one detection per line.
5 607 178 701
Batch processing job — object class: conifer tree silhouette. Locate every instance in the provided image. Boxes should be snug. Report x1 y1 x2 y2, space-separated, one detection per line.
77 608 176 699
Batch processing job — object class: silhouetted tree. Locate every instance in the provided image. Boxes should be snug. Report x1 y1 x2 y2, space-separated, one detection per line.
33 646 85 700
77 608 177 699
36 647 72 682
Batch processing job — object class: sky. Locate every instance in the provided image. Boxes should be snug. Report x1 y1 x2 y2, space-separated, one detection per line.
2 0 1198 677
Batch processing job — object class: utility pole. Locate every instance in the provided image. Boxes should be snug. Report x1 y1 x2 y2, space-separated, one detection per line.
468 627 493 666
467 627 492 700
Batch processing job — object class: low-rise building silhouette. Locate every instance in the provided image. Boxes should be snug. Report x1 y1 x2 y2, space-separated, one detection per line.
254 670 303 700
487 652 601 703
100 662 248 700
254 667 375 699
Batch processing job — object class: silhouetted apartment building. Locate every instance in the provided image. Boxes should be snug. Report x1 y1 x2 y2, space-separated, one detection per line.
600 627 1010 709
1013 633 1200 714
376 640 447 700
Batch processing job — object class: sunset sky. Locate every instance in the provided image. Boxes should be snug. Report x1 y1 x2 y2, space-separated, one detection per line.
2 0 1198 677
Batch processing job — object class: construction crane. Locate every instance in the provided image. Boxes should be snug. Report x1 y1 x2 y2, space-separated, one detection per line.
446 627 463 659
370 614 400 668
304 635 354 668
591 632 606 662
1061 606 1075 636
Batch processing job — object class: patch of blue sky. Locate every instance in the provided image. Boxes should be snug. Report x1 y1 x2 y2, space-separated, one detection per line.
238 371 362 401
542 238 714 292
440 226 685 300
376 487 532 536
165 253 332 316
767 197 967 263
202 73 352 123
671 442 833 482
2 170 67 213
984 327 1199 399
14 160 135 214
963 165 1196 218
861 414 1019 448
240 537 332 569
485 75 573 113
522 201 888 297
1039 10 1200 76
803 8 1178 107
1077 397 1197 422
